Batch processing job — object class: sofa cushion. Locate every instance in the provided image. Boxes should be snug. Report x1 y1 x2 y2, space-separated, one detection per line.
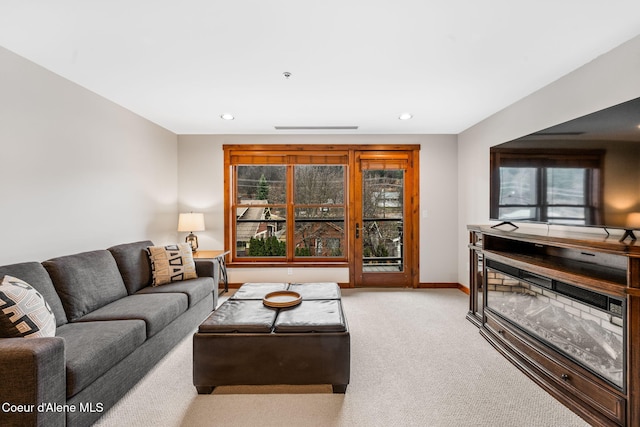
0 262 67 326
56 320 146 398
75 293 188 337
43 250 128 322
108 240 154 295
136 277 214 307
147 244 197 286
0 275 56 338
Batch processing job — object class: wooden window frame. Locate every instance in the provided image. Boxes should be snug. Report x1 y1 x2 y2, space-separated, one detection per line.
224 144 420 268
225 145 349 267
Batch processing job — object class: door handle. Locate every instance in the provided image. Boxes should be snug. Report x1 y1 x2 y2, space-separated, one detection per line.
355 223 360 239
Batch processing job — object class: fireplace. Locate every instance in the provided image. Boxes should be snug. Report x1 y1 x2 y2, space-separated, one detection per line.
485 259 625 389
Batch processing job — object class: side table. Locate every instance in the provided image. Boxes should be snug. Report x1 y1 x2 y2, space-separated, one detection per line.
193 250 230 295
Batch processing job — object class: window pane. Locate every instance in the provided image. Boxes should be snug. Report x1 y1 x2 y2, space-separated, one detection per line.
547 207 586 223
294 208 344 257
498 207 537 221
236 226 287 257
294 165 345 204
547 168 586 205
295 207 344 219
294 222 345 257
236 206 286 257
236 165 286 204
547 219 586 225
499 167 537 205
547 207 586 218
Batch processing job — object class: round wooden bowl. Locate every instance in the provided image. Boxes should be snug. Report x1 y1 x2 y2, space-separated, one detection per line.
263 291 302 308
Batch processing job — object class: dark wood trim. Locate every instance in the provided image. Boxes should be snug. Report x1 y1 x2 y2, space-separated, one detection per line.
224 144 421 152
352 147 420 288
416 282 461 289
410 148 420 288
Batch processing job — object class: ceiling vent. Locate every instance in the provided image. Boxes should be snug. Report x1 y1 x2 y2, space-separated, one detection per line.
274 126 359 131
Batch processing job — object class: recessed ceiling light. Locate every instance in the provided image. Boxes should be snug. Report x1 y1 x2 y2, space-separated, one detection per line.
220 113 235 121
399 113 413 120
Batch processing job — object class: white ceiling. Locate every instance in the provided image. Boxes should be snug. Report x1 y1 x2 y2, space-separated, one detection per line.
2 1 640 135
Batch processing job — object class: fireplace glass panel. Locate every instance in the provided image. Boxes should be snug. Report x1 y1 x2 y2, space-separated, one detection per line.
486 267 624 389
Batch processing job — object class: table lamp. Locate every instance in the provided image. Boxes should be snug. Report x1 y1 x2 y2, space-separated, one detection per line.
178 212 205 251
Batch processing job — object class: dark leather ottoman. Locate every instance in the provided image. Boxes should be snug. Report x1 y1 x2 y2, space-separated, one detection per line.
193 282 350 394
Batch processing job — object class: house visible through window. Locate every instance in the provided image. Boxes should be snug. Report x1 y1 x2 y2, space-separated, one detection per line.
235 165 287 257
226 147 348 263
294 165 345 257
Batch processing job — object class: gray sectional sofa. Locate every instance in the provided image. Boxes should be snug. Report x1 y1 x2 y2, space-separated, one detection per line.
0 240 218 427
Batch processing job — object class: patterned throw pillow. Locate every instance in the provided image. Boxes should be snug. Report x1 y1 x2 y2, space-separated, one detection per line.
147 244 197 286
0 275 56 338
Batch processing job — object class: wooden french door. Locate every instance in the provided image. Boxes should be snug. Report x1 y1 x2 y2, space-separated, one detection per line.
351 149 419 287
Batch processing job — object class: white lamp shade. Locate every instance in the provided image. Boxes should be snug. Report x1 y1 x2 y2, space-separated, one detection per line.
178 213 205 232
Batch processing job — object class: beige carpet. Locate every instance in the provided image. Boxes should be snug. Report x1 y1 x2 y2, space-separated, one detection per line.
94 289 588 427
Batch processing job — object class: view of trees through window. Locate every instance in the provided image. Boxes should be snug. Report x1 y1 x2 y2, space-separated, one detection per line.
362 170 404 271
294 165 345 257
234 164 346 258
225 144 419 286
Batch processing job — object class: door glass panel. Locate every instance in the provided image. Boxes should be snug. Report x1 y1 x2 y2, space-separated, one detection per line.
362 169 404 272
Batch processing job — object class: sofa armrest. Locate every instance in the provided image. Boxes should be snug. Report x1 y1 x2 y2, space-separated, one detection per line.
195 258 219 285
0 337 66 427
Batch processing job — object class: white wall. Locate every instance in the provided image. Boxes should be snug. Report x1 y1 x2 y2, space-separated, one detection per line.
457 34 640 287
178 134 458 285
0 46 179 264
12 28 636 287
0 44 460 284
